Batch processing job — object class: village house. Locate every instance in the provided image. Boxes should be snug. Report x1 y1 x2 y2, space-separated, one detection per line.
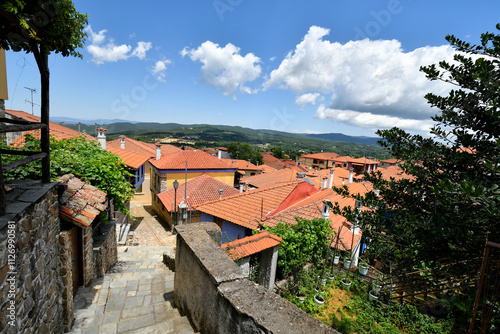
149 148 237 218
302 152 340 170
379 158 401 168
196 180 319 242
156 173 239 228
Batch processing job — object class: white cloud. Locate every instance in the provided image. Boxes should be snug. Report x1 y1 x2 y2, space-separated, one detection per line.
85 25 152 64
181 41 261 97
131 41 152 60
264 26 456 133
295 93 323 108
152 59 171 83
315 105 434 133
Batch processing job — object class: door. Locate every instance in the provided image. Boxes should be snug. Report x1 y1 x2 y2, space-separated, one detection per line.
70 226 83 296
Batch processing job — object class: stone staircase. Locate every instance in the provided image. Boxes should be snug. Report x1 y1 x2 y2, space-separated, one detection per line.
69 246 196 334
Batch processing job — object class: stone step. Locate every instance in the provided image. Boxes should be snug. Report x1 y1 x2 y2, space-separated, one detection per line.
116 222 131 245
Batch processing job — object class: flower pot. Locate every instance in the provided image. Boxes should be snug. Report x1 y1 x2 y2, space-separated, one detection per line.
343 260 352 269
296 294 306 303
372 283 382 295
328 274 335 282
322 278 327 286
333 255 340 264
341 278 352 290
358 264 369 276
368 290 379 301
313 295 325 306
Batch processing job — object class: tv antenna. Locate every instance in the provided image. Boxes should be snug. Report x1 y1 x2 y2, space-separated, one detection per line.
24 87 39 115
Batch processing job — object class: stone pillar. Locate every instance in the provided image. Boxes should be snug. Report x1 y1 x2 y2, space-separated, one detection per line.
239 257 250 277
258 245 279 291
58 230 74 332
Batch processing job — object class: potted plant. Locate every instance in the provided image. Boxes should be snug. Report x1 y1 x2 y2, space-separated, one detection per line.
340 273 352 290
313 293 325 306
358 260 369 276
296 286 308 303
343 250 352 269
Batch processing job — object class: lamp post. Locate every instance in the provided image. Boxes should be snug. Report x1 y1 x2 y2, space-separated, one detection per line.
173 180 179 235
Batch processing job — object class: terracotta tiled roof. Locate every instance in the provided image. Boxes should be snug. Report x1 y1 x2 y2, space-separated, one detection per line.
203 148 218 155
197 181 315 230
58 174 107 227
380 158 400 164
221 158 261 171
6 109 94 147
107 136 181 158
240 168 297 188
259 164 276 173
377 165 413 182
150 149 236 170
260 152 295 170
106 146 150 170
302 152 340 160
157 174 239 211
221 231 282 260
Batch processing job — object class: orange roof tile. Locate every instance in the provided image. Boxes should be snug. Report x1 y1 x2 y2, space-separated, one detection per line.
107 136 181 158
150 149 236 170
259 164 276 173
197 181 309 230
106 146 150 170
157 174 239 211
58 174 107 227
221 231 282 260
377 165 413 182
221 158 261 171
240 168 297 188
302 152 340 160
6 109 94 147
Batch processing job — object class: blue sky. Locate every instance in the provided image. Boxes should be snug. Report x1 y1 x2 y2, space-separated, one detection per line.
4 0 500 137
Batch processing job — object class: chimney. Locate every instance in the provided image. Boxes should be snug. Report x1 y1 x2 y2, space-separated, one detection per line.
217 149 222 159
239 183 244 193
155 142 161 160
120 135 125 149
96 128 107 150
248 159 251 168
321 200 331 219
348 168 353 184
245 182 249 192
321 177 327 189
218 188 224 199
327 169 334 188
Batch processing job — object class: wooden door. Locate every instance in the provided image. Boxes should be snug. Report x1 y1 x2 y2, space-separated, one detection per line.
70 226 83 296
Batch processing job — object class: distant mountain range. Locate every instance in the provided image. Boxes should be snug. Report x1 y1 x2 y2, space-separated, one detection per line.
57 118 386 157
51 117 139 125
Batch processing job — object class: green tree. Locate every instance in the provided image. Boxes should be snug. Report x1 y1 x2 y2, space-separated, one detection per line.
0 0 88 181
262 217 333 278
3 135 135 213
333 25 500 282
271 146 285 159
227 142 264 165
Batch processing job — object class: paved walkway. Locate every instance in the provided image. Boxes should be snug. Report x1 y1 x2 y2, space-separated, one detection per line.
69 246 196 334
129 203 176 247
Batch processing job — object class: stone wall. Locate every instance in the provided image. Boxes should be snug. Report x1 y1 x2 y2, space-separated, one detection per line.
0 182 62 334
82 225 94 286
174 223 339 334
58 230 74 332
93 221 118 279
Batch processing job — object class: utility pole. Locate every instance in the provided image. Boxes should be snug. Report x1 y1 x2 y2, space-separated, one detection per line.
24 87 39 115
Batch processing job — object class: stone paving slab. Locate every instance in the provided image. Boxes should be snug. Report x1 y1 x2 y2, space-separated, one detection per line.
69 246 196 334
